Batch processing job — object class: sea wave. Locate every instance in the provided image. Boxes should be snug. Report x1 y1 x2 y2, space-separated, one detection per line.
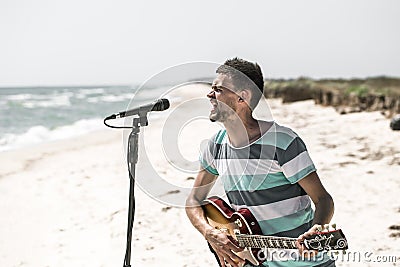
5 92 74 108
87 93 135 103
78 88 106 95
0 118 104 152
0 85 168 152
6 94 35 101
22 94 72 108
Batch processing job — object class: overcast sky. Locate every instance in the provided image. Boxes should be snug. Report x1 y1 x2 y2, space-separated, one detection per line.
0 0 399 86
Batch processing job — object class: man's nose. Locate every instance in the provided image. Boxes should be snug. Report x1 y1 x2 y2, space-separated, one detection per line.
207 90 215 99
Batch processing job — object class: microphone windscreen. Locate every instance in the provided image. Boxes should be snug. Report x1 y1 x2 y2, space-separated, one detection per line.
153 98 170 111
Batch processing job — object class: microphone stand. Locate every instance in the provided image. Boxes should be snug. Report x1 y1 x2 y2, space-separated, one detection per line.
123 112 148 267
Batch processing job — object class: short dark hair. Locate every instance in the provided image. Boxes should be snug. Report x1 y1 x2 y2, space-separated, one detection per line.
216 57 264 109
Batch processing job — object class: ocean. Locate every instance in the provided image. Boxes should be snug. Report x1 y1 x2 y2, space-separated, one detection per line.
0 86 164 151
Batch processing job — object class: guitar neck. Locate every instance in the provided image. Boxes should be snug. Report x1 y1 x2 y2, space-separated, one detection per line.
237 234 298 249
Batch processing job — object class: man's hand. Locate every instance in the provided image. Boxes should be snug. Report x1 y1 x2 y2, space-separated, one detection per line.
205 228 245 267
296 224 321 259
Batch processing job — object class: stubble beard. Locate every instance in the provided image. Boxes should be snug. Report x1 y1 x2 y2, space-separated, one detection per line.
209 107 231 123
209 104 220 122
209 99 236 123
209 104 227 122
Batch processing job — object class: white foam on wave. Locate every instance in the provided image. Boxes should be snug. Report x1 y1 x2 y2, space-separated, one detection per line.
5 92 73 108
78 88 106 95
22 94 72 108
87 93 135 103
74 88 107 99
0 118 104 152
6 94 35 101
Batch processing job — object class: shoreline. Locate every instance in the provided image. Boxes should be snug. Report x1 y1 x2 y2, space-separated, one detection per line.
0 129 121 178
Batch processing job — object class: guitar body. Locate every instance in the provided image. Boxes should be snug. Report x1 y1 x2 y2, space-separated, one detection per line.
203 196 265 266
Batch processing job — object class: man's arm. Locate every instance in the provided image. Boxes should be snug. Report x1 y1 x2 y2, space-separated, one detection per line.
185 168 217 237
185 168 245 267
296 171 334 254
298 171 334 225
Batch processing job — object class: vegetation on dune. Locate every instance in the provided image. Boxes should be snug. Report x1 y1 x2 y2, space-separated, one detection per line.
264 76 400 117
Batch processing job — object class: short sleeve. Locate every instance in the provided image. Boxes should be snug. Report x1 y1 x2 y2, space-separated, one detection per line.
277 136 316 184
199 137 219 176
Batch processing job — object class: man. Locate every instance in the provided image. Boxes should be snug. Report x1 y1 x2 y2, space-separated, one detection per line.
185 58 335 267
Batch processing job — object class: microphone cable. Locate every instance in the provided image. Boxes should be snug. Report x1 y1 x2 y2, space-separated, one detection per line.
103 116 133 129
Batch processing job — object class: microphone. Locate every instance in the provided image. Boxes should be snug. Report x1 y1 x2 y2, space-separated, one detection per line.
106 98 170 120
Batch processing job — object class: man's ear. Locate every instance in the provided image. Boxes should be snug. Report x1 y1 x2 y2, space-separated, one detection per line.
239 90 251 104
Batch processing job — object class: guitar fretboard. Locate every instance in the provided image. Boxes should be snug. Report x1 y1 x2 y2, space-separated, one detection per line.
237 234 298 249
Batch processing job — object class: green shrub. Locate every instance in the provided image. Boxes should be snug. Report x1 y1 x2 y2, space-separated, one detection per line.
345 86 369 97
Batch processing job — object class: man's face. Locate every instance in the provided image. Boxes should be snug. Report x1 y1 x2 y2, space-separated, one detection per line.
207 74 240 123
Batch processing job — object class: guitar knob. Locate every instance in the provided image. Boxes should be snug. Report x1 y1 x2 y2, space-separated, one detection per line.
316 225 323 231
324 224 329 231
331 223 337 230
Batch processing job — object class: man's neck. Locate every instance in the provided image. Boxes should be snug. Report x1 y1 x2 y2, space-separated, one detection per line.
223 115 262 147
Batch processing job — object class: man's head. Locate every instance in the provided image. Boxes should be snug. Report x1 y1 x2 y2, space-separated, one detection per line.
216 57 264 109
207 57 264 122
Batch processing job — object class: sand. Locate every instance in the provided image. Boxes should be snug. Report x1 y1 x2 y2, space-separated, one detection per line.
1 87 399 266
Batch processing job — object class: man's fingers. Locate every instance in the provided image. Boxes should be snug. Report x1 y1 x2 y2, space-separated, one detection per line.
310 224 320 231
217 254 226 267
224 248 244 264
227 241 244 253
227 235 241 247
297 234 304 241
296 241 319 259
300 224 323 241
296 224 323 259
213 245 244 267
222 253 241 267
305 224 322 236
295 239 302 250
208 232 245 267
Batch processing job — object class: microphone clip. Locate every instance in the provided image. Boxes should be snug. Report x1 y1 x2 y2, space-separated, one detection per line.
138 110 149 126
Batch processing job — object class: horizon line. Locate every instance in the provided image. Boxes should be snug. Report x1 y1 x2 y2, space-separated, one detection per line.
1 75 399 89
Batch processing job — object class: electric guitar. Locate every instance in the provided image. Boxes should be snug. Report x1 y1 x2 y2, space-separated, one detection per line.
202 196 348 266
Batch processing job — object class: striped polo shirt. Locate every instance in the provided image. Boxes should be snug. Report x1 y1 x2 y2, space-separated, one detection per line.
200 122 333 267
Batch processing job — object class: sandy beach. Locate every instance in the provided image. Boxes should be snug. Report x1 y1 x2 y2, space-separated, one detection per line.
1 87 400 266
